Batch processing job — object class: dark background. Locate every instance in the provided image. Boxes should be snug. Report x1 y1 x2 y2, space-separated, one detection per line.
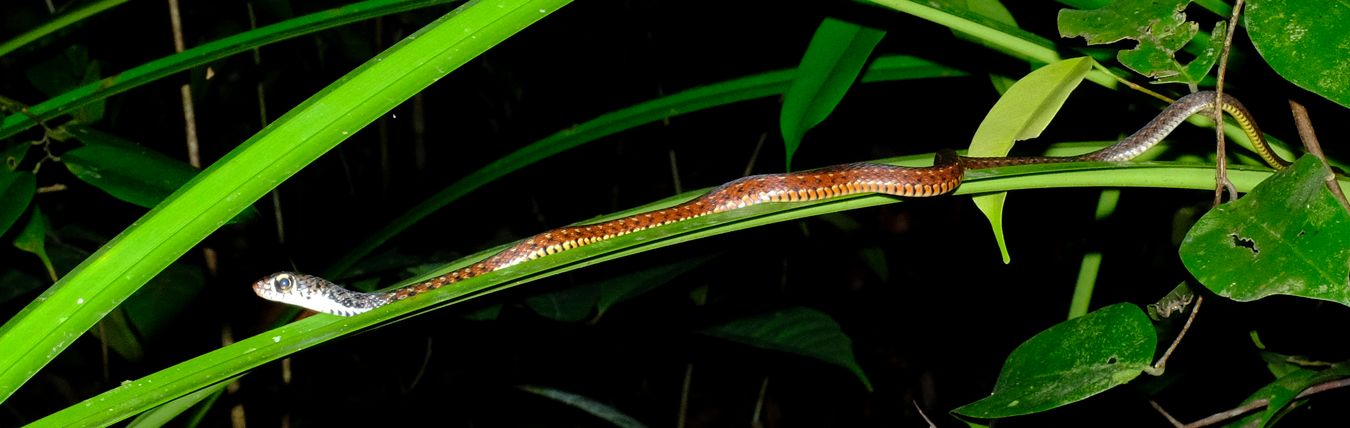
2 0 1349 426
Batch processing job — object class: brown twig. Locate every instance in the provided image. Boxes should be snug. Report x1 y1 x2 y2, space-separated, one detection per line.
1149 399 1185 427
1288 99 1349 210
1153 377 1350 427
1147 296 1203 376
1211 0 1245 205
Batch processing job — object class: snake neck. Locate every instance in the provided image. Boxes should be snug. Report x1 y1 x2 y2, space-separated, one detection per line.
959 91 1280 170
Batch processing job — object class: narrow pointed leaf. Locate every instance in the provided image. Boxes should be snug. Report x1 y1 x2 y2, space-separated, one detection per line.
967 56 1092 262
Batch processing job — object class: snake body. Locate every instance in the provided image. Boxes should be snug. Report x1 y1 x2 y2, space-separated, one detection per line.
254 91 1282 316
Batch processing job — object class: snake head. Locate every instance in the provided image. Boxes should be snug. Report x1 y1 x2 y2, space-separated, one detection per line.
252 271 387 316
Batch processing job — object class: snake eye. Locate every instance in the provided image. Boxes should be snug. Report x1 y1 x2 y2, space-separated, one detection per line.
275 274 292 289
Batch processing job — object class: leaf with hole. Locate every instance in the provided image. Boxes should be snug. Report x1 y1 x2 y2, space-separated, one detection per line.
1180 156 1350 305
1058 0 1223 85
953 303 1156 418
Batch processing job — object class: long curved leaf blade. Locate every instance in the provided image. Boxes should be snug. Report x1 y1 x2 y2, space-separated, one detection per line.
0 0 462 140
0 0 571 413
0 0 130 58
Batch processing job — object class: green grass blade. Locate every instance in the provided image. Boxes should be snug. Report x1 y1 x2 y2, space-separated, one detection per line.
0 0 571 412
864 0 1057 63
324 55 967 277
0 0 461 140
32 158 1288 426
0 0 130 58
863 0 1116 88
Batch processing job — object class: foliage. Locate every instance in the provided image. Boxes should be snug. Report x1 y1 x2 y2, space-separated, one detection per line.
0 0 1347 426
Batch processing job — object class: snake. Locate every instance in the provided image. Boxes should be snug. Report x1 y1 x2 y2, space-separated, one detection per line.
254 91 1286 316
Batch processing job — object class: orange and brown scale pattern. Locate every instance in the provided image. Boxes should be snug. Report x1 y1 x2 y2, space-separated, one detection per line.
253 91 1279 316
385 155 966 302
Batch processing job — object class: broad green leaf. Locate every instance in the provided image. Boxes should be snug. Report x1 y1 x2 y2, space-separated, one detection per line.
1246 0 1350 107
702 307 872 391
326 55 967 277
780 17 886 169
1058 0 1222 86
13 206 56 280
954 303 1156 418
967 56 1092 263
518 385 648 428
1229 365 1350 427
5 0 571 422
61 126 258 224
0 167 35 237
1180 156 1350 304
63 145 199 210
0 0 463 140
